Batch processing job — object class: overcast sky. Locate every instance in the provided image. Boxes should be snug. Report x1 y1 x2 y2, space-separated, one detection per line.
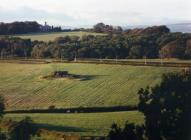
0 0 190 27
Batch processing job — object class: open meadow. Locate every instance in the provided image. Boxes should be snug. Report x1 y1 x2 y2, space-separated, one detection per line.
14 31 105 42
5 111 144 136
0 62 179 111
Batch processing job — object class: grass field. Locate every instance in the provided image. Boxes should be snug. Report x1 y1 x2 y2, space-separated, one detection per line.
0 62 179 111
5 111 144 136
14 31 105 42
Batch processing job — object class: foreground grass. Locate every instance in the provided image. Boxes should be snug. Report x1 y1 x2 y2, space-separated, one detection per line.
5 111 144 136
0 63 179 110
14 31 105 42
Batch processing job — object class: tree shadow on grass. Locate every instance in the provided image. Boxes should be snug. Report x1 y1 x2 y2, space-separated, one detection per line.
42 73 108 81
36 123 90 132
79 75 108 81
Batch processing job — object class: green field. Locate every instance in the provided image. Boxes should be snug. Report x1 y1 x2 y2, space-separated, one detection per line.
5 111 144 136
14 31 105 42
0 62 179 111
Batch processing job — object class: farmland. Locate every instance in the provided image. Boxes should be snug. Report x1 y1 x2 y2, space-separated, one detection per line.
5 111 144 136
0 62 179 111
14 31 105 42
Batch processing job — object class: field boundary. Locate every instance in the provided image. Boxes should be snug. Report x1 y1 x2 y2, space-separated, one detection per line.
0 58 191 68
5 106 137 114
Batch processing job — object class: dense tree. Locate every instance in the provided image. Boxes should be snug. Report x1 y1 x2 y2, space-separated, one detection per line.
0 133 6 140
0 26 190 59
54 36 71 44
0 95 5 139
93 23 123 33
185 39 191 59
0 22 40 35
0 21 64 35
108 122 144 140
138 71 191 140
0 37 32 58
0 95 5 118
159 40 185 58
10 117 37 140
129 45 144 58
108 123 123 140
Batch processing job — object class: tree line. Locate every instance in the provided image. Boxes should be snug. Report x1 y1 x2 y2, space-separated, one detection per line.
0 22 40 35
0 27 191 59
92 22 123 34
0 21 62 35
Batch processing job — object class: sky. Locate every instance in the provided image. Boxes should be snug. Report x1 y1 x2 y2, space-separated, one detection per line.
0 0 190 27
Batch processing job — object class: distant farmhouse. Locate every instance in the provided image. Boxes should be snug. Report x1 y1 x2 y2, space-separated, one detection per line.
40 22 62 32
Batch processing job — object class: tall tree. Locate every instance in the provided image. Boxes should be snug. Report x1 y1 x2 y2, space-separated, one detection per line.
138 71 191 140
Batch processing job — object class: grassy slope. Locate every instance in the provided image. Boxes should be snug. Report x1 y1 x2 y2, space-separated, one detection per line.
14 31 105 42
0 63 179 110
5 111 144 136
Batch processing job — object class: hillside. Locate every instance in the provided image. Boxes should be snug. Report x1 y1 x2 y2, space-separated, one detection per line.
0 62 179 111
167 23 191 33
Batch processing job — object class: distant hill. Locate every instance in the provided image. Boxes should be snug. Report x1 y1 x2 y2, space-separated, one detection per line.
167 23 191 33
123 23 191 33
124 25 170 35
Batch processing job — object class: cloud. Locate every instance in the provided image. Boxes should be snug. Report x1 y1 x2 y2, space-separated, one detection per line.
0 7 76 26
0 0 190 26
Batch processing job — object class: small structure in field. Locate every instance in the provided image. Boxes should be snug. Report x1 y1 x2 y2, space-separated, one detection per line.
53 71 69 78
42 70 85 80
42 70 92 81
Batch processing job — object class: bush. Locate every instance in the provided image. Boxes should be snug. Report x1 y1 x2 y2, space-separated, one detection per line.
108 122 144 140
